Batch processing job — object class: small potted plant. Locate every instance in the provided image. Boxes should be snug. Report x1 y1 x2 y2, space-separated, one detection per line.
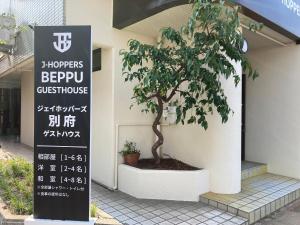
119 141 140 166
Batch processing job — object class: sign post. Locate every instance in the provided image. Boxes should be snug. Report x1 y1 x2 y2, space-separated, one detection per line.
26 26 94 225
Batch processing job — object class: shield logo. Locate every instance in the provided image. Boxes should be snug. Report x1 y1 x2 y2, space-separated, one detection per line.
53 32 72 53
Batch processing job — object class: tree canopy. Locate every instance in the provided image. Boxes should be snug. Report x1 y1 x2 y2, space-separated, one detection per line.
120 0 261 164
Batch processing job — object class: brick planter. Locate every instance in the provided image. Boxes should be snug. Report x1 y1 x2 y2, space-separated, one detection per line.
0 198 27 225
0 198 121 225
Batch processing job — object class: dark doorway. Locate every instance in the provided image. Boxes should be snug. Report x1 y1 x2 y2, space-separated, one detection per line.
241 74 246 161
0 88 21 136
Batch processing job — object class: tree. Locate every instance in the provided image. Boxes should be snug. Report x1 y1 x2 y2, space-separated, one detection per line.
120 0 261 164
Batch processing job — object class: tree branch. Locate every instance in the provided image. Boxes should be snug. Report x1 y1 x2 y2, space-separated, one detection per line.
176 89 194 99
163 78 188 103
152 96 164 164
145 93 158 100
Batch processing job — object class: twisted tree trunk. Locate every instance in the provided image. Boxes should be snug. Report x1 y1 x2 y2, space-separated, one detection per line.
152 97 164 164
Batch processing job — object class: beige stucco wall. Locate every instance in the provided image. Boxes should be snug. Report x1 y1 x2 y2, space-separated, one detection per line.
246 45 300 179
162 67 242 194
21 71 34 147
65 0 242 193
91 48 114 187
65 0 156 188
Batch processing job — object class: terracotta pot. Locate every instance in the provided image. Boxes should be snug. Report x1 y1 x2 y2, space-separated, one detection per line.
124 153 140 166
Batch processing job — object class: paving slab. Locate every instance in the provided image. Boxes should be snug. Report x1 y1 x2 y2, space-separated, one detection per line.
0 136 33 162
254 199 300 225
201 173 300 224
92 183 248 225
241 161 267 180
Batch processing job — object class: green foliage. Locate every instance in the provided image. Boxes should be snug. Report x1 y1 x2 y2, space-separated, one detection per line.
90 203 97 217
0 13 27 47
0 158 33 215
119 141 141 156
120 0 260 131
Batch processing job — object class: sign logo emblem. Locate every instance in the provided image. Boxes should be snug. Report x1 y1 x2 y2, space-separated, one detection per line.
53 32 72 53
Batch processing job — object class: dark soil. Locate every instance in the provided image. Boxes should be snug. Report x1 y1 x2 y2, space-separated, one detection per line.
134 158 200 170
